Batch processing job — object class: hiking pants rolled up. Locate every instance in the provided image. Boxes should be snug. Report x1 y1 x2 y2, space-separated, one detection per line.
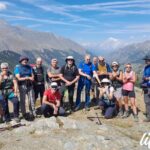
19 85 35 115
41 104 65 117
99 100 116 119
59 84 75 108
76 77 91 108
34 84 45 104
144 88 150 119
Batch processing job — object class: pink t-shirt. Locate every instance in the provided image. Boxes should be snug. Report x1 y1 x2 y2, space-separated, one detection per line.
123 71 134 91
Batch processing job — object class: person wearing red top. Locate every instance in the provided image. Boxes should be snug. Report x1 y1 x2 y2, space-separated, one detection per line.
41 82 65 117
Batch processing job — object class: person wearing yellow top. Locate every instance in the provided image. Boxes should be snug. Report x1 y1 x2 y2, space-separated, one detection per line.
97 56 112 81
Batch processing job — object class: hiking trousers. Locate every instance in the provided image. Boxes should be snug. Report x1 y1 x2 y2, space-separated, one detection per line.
99 100 116 119
59 83 75 109
144 88 150 119
41 104 65 117
0 95 19 120
19 85 36 115
34 84 45 104
76 77 91 108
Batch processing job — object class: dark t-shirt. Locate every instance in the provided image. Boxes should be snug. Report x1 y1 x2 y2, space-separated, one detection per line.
33 66 44 83
60 65 79 81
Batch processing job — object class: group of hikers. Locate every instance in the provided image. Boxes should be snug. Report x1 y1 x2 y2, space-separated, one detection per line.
0 53 150 124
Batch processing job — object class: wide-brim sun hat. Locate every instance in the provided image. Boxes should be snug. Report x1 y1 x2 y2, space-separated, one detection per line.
143 55 150 60
19 56 29 63
65 56 75 62
101 78 111 84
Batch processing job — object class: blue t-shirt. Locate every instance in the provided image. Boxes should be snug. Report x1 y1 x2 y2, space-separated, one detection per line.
14 64 33 77
79 61 96 77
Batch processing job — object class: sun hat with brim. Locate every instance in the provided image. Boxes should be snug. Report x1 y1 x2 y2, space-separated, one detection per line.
19 56 29 63
101 78 111 84
111 61 119 67
143 55 150 60
1 62 9 69
65 56 74 62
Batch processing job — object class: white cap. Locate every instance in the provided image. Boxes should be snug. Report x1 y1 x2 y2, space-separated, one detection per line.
101 78 110 83
50 82 58 87
66 56 74 60
111 61 119 66
1 62 9 69
36 57 42 62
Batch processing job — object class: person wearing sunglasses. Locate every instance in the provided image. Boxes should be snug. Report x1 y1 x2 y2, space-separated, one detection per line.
98 78 116 119
110 61 123 117
59 56 79 113
142 55 150 122
41 82 65 117
122 63 138 121
0 62 20 123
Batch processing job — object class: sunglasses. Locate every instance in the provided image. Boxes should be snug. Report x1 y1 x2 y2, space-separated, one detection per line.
67 59 73 61
51 86 58 90
126 66 131 68
112 65 118 68
1 68 8 70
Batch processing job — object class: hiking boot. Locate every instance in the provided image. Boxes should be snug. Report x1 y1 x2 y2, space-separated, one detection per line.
118 108 124 117
122 111 130 118
14 117 20 123
85 107 90 111
74 106 80 111
134 114 139 122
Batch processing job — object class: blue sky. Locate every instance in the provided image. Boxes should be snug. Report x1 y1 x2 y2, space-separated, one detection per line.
0 0 150 47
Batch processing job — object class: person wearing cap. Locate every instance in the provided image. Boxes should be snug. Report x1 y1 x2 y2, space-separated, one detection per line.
59 56 79 112
97 56 111 81
75 54 100 111
98 78 116 119
0 62 20 123
110 61 124 117
32 57 45 105
122 63 138 121
47 58 61 87
142 55 150 122
15 56 36 119
41 82 65 117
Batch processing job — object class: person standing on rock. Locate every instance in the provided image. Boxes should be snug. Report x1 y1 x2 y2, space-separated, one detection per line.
15 56 36 120
32 57 45 105
110 61 124 117
97 56 112 81
98 78 117 119
122 63 138 121
0 63 20 123
59 56 80 112
75 54 100 111
91 57 99 102
47 58 61 88
41 82 65 117
142 55 150 122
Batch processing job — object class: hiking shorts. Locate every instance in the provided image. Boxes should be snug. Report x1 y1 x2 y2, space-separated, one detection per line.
114 88 122 100
122 89 135 98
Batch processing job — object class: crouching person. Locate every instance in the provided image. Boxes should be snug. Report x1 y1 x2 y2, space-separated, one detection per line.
41 82 65 117
99 78 116 119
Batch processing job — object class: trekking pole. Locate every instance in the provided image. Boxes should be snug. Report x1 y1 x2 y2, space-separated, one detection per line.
96 112 102 125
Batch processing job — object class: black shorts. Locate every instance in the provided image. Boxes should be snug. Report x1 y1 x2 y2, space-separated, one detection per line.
122 89 135 98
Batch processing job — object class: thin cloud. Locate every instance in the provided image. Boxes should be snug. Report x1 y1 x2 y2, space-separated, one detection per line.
0 14 92 28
